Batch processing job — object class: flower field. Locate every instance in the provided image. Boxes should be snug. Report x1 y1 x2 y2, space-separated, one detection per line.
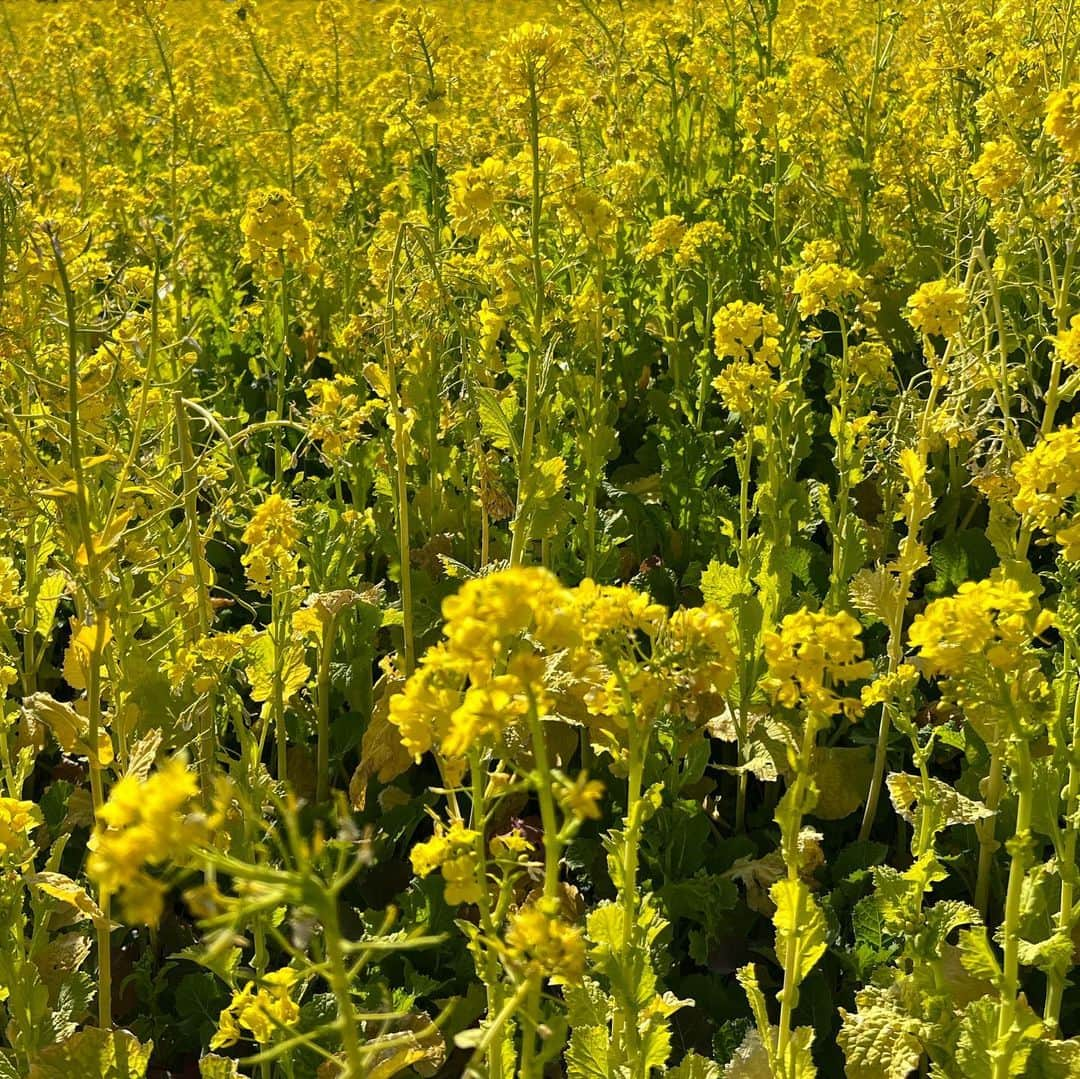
4 0 1080 1074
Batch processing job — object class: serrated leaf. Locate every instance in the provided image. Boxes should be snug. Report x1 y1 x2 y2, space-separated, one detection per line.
957 928 1003 988
28 1029 151 1079
838 989 923 1079
849 567 901 627
23 693 114 766
887 773 992 835
33 571 67 639
772 878 827 989
243 632 310 716
668 1051 721 1079
199 1055 239 1078
28 873 103 922
723 1026 772 1079
473 385 519 458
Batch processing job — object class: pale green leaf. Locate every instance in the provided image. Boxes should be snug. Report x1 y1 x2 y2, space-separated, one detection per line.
771 878 827 987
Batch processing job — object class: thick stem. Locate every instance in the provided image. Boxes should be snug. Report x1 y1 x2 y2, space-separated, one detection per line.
315 614 338 805
975 751 1005 918
468 751 505 1079
323 896 365 1078
1045 683 1080 1030
994 744 1033 1078
776 716 819 1064
509 79 545 568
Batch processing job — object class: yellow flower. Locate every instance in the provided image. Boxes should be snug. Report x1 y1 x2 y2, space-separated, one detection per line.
242 493 302 593
0 556 20 607
639 215 687 261
970 140 1023 200
506 901 585 984
241 187 312 276
712 301 782 364
906 279 968 339
1045 83 1080 164
409 819 483 906
762 609 872 717
1012 420 1080 528
557 771 605 821
1049 315 1080 368
86 759 203 925
211 969 300 1049
908 578 1053 677
0 798 40 868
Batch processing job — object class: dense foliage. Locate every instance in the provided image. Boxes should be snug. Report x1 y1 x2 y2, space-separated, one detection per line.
2 0 1080 1075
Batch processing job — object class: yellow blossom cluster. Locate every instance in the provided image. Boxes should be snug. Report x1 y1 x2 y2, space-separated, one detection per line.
241 493 303 593
506 900 586 984
1045 83 1080 163
0 797 40 868
712 301 782 364
409 818 483 905
908 578 1054 676
240 187 312 276
211 969 301 1049
1012 419 1080 540
792 241 863 318
906 279 969 339
86 759 205 926
762 609 872 717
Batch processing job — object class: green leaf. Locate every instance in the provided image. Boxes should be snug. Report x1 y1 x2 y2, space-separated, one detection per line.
813 747 873 820
1026 1037 1080 1079
849 567 901 627
886 773 992 838
668 1051 722 1079
723 1026 773 1079
783 1026 817 1078
957 928 1003 989
29 1029 152 1079
198 1056 239 1078
852 896 885 952
473 385 519 458
838 987 923 1079
913 900 980 960
928 529 997 597
772 878 827 988
33 571 67 640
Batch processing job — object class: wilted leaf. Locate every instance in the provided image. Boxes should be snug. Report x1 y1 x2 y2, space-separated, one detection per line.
29 873 103 922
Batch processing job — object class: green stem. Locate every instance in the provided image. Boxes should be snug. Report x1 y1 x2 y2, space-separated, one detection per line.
510 78 545 568
1045 680 1080 1030
315 614 338 804
469 751 506 1079
994 743 1033 1077
776 715 819 1065
975 750 1005 918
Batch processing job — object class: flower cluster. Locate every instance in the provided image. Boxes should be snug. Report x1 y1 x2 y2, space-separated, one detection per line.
506 900 586 984
211 969 301 1049
0 797 40 868
1045 83 1080 164
409 818 483 905
712 301 782 364
792 241 863 318
240 187 312 276
241 493 303 593
906 279 969 339
907 578 1053 677
86 759 205 925
762 609 872 717
1012 419 1080 545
